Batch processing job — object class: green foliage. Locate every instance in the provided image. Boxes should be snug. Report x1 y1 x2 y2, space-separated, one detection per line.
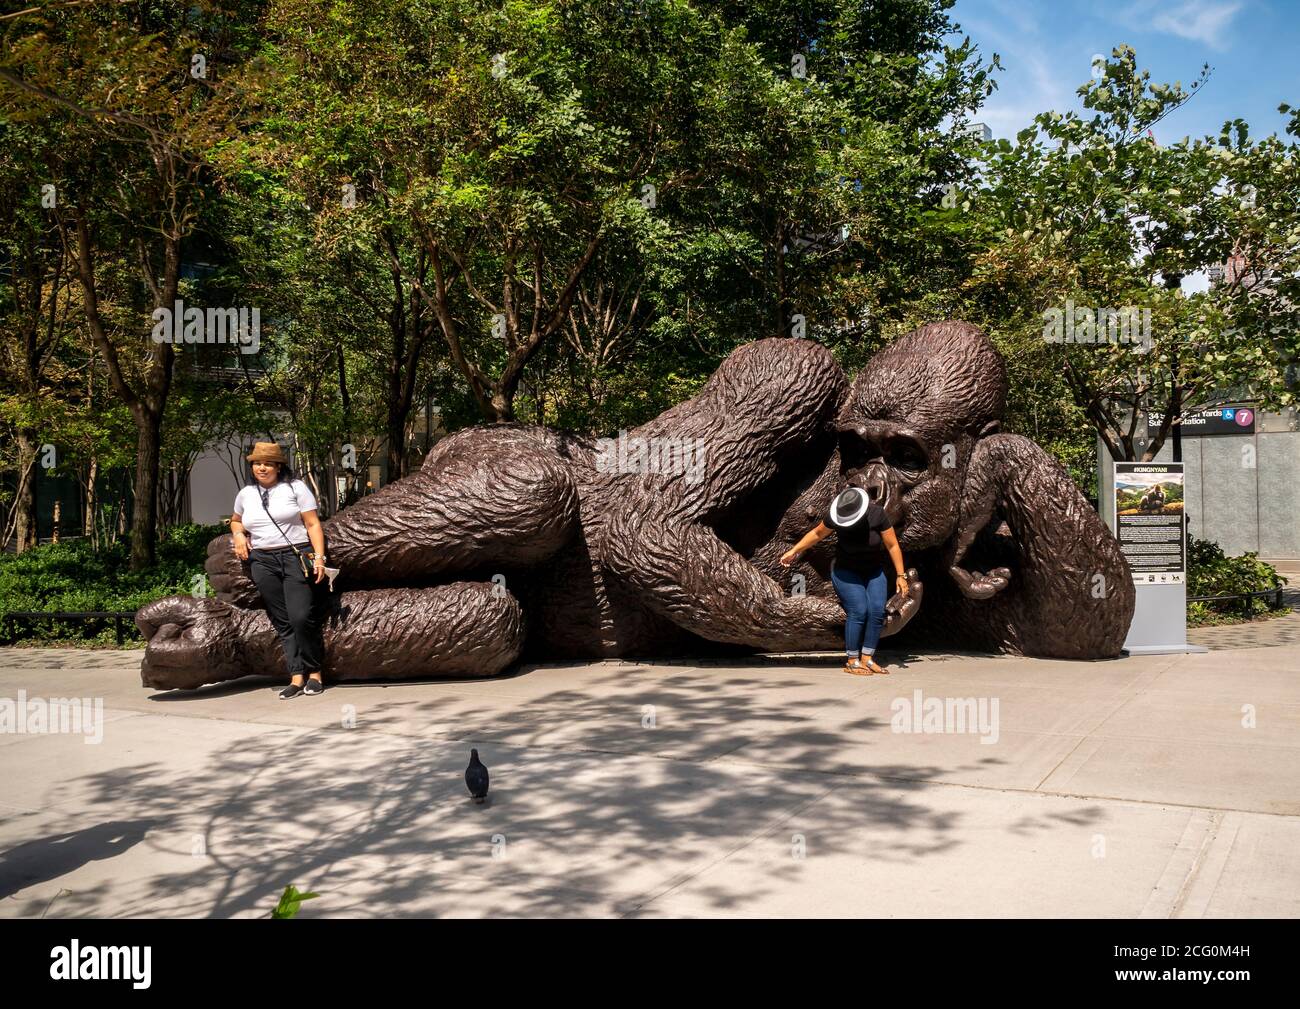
966 45 1300 464
4 6 1299 544
222 0 995 433
0 524 223 643
1186 534 1288 626
271 884 320 919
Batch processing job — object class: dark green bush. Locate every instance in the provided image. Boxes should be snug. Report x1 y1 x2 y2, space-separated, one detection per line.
1186 534 1288 626
0 524 224 644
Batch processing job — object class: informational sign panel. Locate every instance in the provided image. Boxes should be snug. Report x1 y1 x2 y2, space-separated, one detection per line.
1146 406 1255 436
1113 462 1186 585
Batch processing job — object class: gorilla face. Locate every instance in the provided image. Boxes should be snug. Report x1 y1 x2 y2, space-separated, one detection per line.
835 418 969 550
828 319 1007 556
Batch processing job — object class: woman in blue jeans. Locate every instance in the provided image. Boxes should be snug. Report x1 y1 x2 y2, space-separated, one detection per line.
780 486 909 675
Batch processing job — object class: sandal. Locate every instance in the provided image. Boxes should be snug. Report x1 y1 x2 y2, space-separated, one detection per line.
843 657 873 676
862 657 889 675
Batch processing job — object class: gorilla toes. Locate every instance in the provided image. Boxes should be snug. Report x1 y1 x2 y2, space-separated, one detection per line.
204 533 260 606
883 568 924 636
138 596 245 690
950 565 1012 600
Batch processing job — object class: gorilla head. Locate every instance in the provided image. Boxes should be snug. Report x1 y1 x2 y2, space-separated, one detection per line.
834 321 1007 549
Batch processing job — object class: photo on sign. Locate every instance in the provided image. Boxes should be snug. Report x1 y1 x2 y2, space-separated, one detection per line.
1115 474 1184 516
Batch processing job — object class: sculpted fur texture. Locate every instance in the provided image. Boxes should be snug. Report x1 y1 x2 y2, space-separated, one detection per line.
138 322 1134 689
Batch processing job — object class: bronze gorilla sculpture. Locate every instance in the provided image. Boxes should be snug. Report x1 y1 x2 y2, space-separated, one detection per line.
137 321 1134 690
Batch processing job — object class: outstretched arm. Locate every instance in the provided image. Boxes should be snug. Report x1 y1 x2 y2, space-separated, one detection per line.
882 526 910 599
779 521 833 566
603 507 845 652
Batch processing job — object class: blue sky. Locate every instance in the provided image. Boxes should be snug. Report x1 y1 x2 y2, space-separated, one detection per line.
949 0 1299 144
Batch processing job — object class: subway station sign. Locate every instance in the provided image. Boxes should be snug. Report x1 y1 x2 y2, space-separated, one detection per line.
1147 405 1256 436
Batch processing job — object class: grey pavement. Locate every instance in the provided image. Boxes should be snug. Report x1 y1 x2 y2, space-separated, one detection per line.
1187 583 1300 650
0 638 1297 918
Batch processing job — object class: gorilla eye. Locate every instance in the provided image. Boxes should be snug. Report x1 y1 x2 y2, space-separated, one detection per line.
838 432 878 468
887 440 927 473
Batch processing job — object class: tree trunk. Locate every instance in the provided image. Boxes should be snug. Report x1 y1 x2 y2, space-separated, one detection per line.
773 219 788 336
13 428 39 553
385 411 406 483
337 347 356 509
130 411 162 570
69 204 179 572
84 456 98 548
489 385 513 423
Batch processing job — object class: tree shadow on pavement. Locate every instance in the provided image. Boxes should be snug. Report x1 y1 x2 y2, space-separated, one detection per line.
4 663 1105 917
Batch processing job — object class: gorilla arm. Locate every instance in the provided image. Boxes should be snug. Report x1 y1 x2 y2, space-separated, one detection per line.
601 504 847 653
204 425 582 604
944 432 1135 657
138 581 526 690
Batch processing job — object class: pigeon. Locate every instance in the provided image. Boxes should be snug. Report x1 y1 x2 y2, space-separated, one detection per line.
465 748 489 804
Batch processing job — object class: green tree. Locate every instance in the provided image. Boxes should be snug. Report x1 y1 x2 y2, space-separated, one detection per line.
968 46 1300 463
1 1 267 567
0 120 79 550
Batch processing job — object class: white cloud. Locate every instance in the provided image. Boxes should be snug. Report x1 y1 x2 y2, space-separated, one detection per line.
981 0 1042 39
976 50 1078 138
1146 0 1242 48
949 3 1094 139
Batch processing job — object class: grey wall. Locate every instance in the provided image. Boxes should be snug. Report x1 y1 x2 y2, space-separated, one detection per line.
1259 432 1300 557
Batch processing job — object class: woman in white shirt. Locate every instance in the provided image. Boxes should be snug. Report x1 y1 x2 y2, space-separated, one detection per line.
230 442 329 699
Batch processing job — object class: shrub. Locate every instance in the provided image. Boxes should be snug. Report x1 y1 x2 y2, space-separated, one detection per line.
1186 534 1288 626
0 524 224 644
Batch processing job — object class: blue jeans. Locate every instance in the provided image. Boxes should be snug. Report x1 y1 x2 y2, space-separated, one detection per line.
830 562 888 656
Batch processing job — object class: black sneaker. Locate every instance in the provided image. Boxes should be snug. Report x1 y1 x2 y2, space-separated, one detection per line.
279 682 305 700
303 678 324 696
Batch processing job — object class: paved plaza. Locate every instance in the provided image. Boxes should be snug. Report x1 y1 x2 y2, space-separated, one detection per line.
1 610 1297 918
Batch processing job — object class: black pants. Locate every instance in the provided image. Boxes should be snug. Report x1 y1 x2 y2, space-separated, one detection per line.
249 547 324 676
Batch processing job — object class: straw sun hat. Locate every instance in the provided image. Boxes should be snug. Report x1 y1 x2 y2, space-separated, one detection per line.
246 441 289 465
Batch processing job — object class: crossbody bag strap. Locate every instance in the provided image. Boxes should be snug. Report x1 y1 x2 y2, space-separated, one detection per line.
259 482 310 568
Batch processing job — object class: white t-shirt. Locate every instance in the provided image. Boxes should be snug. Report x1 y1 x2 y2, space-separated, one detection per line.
233 479 318 550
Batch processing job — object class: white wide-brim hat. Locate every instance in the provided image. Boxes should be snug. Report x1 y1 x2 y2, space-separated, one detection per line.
831 486 870 526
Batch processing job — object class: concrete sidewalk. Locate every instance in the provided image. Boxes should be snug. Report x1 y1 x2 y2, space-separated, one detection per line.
0 643 1296 918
